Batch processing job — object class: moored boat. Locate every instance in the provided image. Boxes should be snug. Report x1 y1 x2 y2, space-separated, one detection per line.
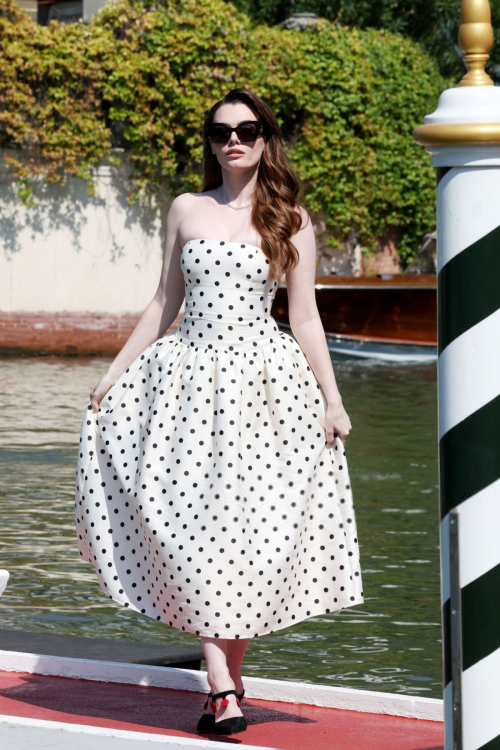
272 273 437 362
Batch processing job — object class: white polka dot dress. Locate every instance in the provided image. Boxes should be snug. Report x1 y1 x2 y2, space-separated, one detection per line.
75 238 364 639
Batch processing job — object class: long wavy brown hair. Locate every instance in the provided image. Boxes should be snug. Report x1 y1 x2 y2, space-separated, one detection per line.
201 88 307 283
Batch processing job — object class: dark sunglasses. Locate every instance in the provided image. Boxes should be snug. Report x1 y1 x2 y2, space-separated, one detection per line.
207 120 264 144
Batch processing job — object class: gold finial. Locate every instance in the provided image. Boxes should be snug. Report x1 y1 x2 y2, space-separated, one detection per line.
457 0 494 86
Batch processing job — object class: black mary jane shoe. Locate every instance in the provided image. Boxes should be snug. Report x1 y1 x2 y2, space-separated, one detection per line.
196 688 246 734
212 689 247 735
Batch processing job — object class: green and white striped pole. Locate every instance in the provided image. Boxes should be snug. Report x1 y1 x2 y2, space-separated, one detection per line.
414 2 500 748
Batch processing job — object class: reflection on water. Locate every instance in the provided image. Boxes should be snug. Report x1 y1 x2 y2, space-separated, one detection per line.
0 350 441 698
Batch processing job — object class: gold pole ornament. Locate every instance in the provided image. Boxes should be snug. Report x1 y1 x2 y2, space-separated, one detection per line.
413 0 500 146
457 0 494 87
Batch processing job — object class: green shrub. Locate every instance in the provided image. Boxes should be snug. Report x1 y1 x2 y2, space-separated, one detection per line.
0 0 450 263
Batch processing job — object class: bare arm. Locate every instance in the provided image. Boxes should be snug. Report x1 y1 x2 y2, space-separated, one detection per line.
286 207 343 408
92 196 186 404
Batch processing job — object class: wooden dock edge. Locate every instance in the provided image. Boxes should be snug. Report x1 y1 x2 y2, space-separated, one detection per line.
0 649 443 722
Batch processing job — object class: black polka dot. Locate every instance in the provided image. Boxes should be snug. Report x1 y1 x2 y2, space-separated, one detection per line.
74 238 364 638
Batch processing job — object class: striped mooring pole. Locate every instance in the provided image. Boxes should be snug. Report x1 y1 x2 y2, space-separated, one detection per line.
414 1 500 748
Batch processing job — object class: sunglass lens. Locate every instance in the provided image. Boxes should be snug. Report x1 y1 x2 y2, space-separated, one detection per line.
237 123 259 141
209 125 231 143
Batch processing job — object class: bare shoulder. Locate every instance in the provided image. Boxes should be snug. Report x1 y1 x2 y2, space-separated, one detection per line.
163 193 200 257
168 191 199 218
169 190 215 230
290 204 315 251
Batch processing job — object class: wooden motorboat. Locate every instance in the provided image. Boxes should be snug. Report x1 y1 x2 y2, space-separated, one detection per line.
272 273 437 363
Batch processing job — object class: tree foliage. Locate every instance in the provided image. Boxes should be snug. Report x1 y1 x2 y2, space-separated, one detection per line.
232 0 500 82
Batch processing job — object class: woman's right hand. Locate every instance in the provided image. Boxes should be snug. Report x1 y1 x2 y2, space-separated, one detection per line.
90 373 117 413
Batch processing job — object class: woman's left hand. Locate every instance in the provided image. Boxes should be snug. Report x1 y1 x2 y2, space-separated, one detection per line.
325 399 352 445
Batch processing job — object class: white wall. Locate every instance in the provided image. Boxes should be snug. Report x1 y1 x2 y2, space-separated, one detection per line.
0 151 170 314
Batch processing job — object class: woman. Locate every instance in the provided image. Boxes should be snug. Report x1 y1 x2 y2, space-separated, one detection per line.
75 88 364 736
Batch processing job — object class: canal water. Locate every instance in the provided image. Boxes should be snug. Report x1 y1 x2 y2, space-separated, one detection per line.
0 347 441 699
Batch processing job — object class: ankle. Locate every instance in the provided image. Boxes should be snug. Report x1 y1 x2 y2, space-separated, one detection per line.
207 672 235 695
227 666 243 690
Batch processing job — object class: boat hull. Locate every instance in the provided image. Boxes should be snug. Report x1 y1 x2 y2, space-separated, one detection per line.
272 274 437 361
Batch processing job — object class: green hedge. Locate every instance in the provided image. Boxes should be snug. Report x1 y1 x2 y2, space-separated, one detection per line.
0 0 451 263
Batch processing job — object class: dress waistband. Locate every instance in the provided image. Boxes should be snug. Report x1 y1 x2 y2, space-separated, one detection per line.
174 311 280 352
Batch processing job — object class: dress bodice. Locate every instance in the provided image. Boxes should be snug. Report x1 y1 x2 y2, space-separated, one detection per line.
176 238 281 351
